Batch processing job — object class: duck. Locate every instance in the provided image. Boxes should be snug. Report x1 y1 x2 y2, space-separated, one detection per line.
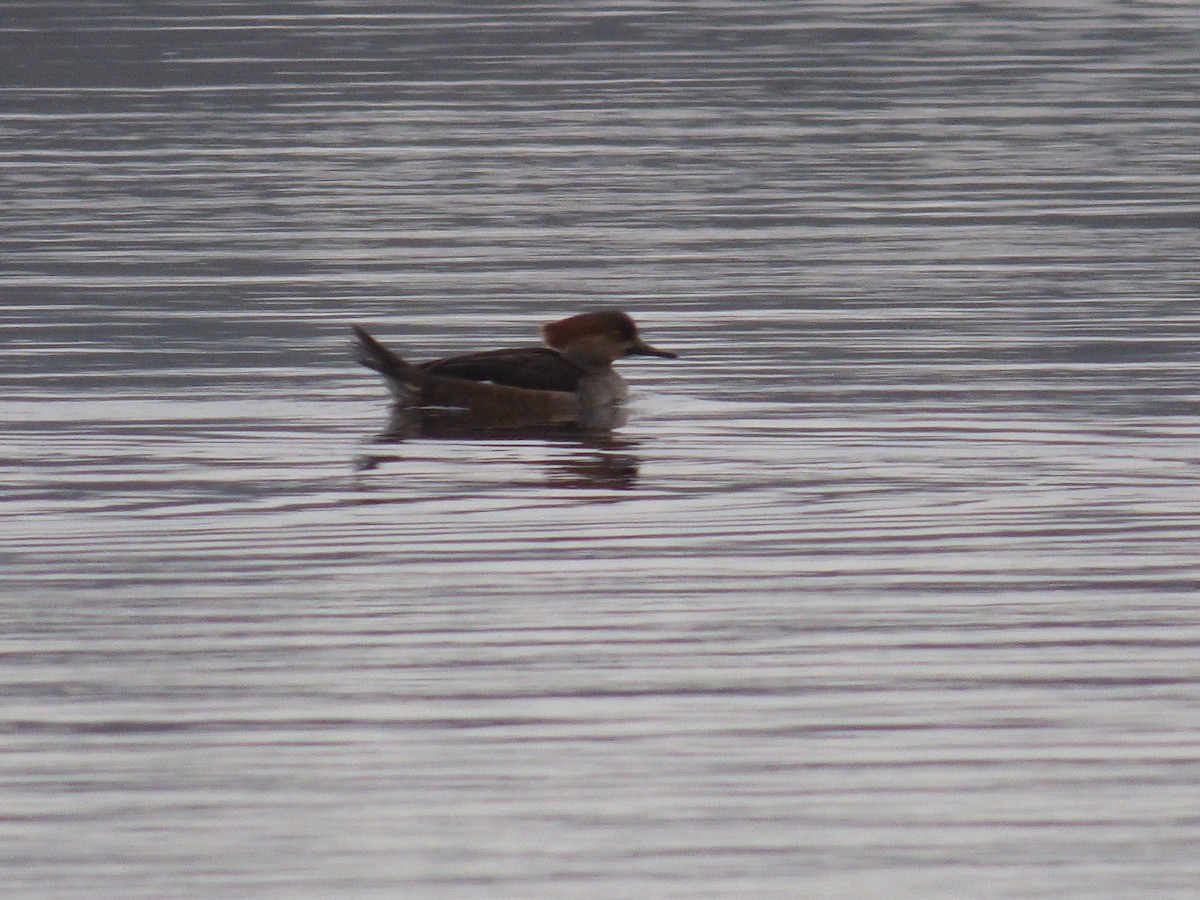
352 310 677 433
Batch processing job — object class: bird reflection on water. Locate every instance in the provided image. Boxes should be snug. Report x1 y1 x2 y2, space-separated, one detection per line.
354 425 643 491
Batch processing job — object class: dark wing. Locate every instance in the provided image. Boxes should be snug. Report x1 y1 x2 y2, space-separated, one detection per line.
419 348 584 392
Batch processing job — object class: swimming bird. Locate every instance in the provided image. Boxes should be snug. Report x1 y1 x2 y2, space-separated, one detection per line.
352 310 677 433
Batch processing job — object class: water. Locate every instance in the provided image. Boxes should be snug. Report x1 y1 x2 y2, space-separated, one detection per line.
3 3 1200 897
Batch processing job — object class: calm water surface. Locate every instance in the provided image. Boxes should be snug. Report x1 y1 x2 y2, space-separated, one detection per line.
3 3 1200 897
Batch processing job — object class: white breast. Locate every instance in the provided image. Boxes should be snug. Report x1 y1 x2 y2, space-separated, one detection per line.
578 370 629 407
575 370 630 429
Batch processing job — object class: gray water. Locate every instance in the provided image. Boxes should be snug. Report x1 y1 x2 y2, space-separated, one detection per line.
3 3 1200 897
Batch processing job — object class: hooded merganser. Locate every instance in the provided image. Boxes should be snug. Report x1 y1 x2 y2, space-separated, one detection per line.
352 310 677 432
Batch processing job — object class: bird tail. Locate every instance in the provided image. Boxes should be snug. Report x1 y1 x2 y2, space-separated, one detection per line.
351 325 424 401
